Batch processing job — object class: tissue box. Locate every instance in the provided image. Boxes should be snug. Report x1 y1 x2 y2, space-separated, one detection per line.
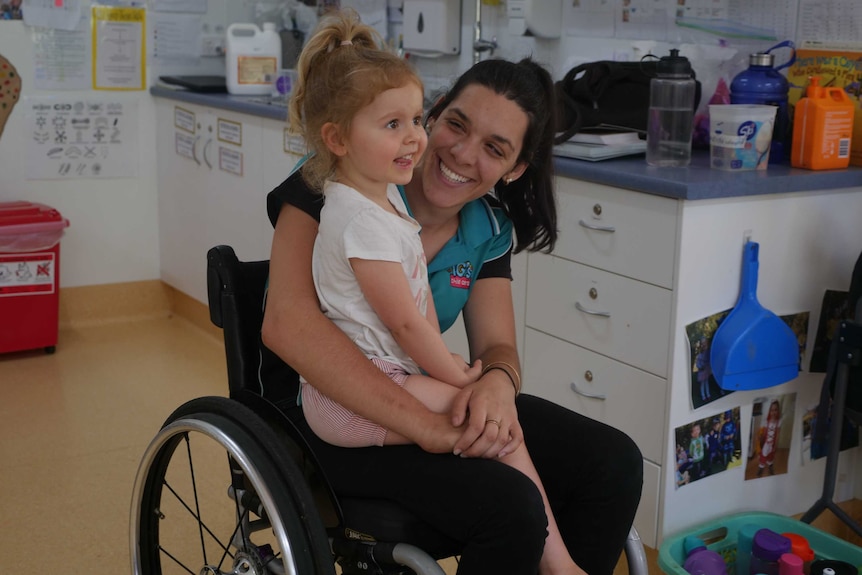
787 42 862 166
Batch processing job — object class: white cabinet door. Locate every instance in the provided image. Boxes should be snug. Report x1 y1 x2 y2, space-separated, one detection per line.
155 101 266 303
202 110 267 265
155 100 211 302
553 178 679 289
523 328 667 463
526 252 673 377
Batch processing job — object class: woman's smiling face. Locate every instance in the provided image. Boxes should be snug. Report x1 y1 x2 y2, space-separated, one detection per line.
417 84 529 211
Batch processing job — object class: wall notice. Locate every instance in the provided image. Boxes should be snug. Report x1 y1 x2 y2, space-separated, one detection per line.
91 5 146 91
24 96 139 179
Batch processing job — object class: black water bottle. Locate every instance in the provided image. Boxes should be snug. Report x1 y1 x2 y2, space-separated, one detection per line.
646 49 696 167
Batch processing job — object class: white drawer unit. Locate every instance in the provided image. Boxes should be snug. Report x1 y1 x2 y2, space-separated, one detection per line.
526 253 673 377
523 328 667 463
637 460 661 548
553 178 679 289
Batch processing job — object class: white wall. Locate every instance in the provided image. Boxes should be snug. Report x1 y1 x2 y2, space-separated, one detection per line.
0 0 251 288
0 1 789 290
0 21 160 288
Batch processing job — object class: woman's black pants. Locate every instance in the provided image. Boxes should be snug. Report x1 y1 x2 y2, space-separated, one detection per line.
289 393 644 575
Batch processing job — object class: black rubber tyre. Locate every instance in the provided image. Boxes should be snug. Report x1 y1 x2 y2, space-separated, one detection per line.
130 396 334 575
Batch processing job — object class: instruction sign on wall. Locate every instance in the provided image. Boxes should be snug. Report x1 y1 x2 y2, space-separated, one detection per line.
24 96 139 180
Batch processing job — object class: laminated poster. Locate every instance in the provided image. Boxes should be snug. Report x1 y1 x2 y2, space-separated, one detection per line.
91 5 146 91
24 95 138 179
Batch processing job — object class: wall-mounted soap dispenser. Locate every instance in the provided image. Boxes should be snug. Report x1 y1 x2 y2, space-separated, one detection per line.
508 0 563 38
402 0 462 57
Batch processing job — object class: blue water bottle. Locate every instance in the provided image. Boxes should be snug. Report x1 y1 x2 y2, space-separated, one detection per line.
730 40 795 164
683 535 729 575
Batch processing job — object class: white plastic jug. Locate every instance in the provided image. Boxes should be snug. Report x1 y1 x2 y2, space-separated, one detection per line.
225 22 282 96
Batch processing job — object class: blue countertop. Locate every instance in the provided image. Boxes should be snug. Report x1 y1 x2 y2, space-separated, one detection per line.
553 153 862 201
151 86 862 201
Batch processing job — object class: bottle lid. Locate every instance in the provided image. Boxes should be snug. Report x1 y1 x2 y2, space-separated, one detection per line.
780 533 815 561
750 53 775 67
657 49 693 78
752 529 791 561
684 535 707 556
779 553 804 575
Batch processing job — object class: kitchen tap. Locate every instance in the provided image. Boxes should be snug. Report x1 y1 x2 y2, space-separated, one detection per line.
473 0 497 64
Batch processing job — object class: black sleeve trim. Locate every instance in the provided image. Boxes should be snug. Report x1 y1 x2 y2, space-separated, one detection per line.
266 168 324 227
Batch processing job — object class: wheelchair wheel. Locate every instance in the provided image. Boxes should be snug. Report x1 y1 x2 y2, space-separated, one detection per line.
131 397 335 575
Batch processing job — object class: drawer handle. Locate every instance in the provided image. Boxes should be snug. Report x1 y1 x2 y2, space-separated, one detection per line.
203 138 213 169
575 301 611 317
579 219 615 233
191 135 202 166
570 381 607 401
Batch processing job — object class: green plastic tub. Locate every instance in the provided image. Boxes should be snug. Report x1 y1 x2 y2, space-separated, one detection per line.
658 511 862 575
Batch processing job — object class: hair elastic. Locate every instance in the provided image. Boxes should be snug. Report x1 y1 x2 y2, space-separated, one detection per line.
341 40 353 46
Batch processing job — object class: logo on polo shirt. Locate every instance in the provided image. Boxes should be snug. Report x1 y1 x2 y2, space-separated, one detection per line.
448 261 473 289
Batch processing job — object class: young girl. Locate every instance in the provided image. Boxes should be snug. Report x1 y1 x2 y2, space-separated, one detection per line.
758 400 781 476
288 10 588 575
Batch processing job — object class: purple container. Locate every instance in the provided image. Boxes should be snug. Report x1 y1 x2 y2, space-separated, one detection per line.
750 529 792 575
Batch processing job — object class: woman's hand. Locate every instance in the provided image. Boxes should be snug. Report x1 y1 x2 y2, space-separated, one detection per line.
414 412 468 454
450 370 523 459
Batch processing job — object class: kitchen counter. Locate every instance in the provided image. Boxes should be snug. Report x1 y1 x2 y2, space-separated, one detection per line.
151 85 862 201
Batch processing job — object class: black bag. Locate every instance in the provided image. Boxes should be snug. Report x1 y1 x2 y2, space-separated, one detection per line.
553 59 701 145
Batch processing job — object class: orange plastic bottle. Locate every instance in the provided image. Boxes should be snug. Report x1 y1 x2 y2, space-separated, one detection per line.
791 76 855 170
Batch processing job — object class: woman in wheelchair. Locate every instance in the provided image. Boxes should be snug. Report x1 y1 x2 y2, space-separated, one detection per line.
261 12 644 575
284 11 590 575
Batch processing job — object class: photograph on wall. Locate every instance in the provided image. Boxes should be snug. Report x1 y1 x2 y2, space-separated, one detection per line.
803 397 860 464
1 1 22 20
781 311 810 370
685 310 733 409
674 407 742 489
745 393 796 480
801 402 820 466
809 290 852 373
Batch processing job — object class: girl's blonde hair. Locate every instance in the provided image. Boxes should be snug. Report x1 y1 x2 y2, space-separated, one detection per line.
289 9 423 190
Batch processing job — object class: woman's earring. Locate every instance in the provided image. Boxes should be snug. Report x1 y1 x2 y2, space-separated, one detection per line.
505 177 513 185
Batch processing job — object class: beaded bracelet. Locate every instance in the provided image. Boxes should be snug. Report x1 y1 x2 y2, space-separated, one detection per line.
482 361 521 396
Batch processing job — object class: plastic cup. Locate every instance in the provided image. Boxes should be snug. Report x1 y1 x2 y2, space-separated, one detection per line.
709 104 778 171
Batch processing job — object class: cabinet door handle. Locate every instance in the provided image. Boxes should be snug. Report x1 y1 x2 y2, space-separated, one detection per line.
579 219 615 233
575 301 611 317
570 381 607 400
203 138 213 169
191 135 202 166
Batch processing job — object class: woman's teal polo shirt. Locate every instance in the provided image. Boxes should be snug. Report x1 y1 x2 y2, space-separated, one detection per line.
266 169 514 333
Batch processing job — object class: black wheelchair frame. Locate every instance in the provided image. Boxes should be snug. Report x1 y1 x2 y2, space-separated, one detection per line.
129 245 648 575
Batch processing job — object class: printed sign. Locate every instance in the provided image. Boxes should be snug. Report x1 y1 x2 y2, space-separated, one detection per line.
25 96 139 179
0 253 56 297
218 146 243 175
174 106 195 134
217 118 241 145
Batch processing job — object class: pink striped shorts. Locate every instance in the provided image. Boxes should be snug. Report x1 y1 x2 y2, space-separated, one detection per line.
301 358 409 447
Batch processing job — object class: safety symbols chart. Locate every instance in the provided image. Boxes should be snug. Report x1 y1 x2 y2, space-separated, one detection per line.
0 253 56 297
24 96 138 180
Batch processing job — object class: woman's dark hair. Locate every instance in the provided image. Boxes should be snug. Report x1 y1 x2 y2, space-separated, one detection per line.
426 58 558 253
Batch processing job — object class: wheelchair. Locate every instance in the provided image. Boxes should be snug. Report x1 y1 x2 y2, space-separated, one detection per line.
130 245 649 575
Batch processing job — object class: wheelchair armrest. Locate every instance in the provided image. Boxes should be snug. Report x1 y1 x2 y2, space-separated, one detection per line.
207 245 240 329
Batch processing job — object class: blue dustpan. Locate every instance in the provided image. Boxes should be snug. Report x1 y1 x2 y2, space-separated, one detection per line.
710 242 799 390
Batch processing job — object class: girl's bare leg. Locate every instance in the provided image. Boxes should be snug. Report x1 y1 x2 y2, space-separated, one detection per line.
391 375 587 575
